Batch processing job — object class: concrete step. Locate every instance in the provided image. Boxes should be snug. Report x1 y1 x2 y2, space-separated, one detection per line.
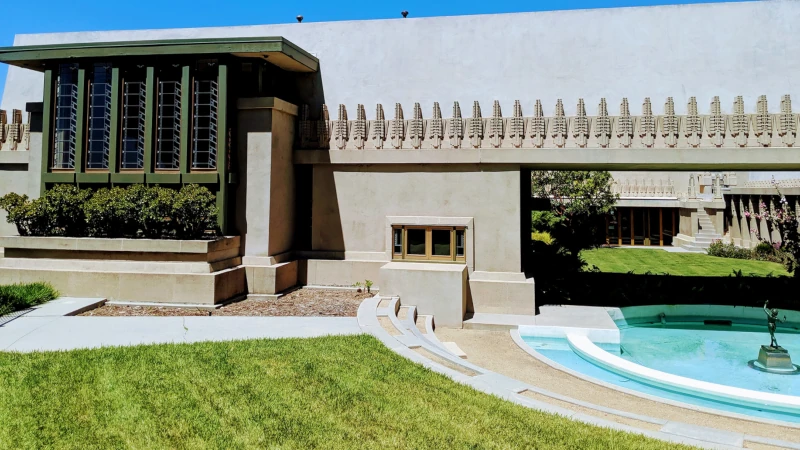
463 312 537 331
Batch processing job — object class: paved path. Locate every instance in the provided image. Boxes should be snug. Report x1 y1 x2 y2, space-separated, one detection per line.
0 298 361 352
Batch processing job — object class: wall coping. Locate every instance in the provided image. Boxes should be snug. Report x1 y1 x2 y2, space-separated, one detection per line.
236 97 298 116
0 236 240 254
0 151 29 165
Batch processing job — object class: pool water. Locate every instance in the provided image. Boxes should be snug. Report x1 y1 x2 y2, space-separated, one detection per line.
619 323 800 395
522 322 800 423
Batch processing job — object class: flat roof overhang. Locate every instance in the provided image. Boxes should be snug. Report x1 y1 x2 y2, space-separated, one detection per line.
0 36 319 73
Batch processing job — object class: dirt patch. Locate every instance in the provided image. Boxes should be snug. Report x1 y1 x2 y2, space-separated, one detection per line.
80 289 375 317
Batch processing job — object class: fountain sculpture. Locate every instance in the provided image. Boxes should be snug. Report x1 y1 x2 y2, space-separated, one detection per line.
749 301 799 374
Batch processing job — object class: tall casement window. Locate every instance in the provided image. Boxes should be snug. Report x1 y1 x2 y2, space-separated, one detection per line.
392 226 466 262
53 64 78 169
156 71 182 170
120 69 147 170
192 61 219 170
86 63 113 169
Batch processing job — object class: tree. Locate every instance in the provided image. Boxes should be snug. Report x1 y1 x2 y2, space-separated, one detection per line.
530 171 618 258
745 182 800 278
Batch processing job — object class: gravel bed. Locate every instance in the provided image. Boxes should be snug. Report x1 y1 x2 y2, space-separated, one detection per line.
80 288 375 317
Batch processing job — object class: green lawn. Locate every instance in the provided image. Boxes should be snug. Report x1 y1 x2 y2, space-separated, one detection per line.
582 248 789 277
0 335 689 449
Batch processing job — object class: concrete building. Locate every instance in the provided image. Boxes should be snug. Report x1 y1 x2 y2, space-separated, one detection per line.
1 1 799 326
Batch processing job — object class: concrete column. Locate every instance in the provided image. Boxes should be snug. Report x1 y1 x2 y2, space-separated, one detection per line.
234 97 298 261
729 195 741 246
739 196 750 248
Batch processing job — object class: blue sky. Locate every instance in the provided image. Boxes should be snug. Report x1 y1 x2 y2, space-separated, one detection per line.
0 0 743 104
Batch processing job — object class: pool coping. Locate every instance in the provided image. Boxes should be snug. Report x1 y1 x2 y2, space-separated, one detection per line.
510 329 800 429
569 334 800 415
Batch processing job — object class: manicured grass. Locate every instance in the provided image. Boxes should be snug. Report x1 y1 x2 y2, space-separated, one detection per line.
0 282 59 316
0 335 689 449
582 248 789 277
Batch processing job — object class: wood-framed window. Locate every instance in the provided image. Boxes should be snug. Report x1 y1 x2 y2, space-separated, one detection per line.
392 225 466 262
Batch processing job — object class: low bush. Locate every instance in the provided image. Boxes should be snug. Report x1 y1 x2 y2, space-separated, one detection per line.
531 230 554 245
707 240 752 259
0 184 218 240
0 282 59 316
707 239 791 265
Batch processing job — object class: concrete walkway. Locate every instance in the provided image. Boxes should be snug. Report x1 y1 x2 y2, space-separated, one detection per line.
0 298 361 352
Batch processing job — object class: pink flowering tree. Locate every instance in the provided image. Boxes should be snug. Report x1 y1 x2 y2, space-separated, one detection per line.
744 182 800 277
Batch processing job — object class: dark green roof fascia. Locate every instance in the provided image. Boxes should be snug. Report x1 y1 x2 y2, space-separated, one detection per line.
0 36 318 72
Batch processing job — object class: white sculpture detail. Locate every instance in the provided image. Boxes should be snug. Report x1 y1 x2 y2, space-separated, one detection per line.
468 101 483 148
685 97 702 147
595 98 611 148
730 96 749 148
428 102 443 149
572 99 589 148
638 98 656 148
660 97 679 148
371 104 386 149
489 100 504 148
390 103 405 149
409 102 424 149
449 101 463 148
508 100 525 148
706 96 725 147
617 98 633 148
529 100 547 148
334 104 348 150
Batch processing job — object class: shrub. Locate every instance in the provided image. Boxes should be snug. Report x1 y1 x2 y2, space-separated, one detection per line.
531 231 554 245
45 184 91 236
84 187 133 238
0 282 59 317
172 184 219 239
127 185 178 239
1 184 218 240
707 240 751 259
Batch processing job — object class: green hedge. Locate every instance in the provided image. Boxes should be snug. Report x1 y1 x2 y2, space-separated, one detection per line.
0 282 59 317
0 184 219 240
707 240 790 265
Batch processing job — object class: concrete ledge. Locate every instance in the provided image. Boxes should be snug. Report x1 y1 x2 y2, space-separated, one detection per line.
0 150 29 165
295 147 800 170
380 262 467 328
0 236 240 255
245 260 298 295
468 275 535 315
0 266 245 305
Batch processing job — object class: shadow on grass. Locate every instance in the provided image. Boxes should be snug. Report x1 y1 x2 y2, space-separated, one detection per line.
529 244 800 311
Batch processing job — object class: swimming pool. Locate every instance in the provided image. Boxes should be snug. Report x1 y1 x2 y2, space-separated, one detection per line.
521 309 800 424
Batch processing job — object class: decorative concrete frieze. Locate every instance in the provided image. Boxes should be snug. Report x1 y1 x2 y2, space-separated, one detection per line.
6 110 22 151
390 103 405 149
638 98 656 148
488 100 504 148
551 99 568 148
22 112 30 151
778 95 798 147
529 99 547 148
298 104 314 149
428 102 444 149
317 105 331 149
707 96 726 148
409 103 424 149
594 98 611 148
571 99 590 148
508 100 525 148
371 104 386 149
684 97 702 148
352 104 367 149
449 101 464 148
616 98 633 148
730 96 749 148
660 97 679 148
302 96 800 151
468 101 483 148
612 176 676 198
334 104 348 150
0 110 6 145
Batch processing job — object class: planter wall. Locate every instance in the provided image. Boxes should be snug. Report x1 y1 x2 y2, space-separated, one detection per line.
0 236 245 304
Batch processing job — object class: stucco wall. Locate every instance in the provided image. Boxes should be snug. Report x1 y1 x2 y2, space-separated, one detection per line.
311 164 522 273
0 134 40 236
3 1 800 114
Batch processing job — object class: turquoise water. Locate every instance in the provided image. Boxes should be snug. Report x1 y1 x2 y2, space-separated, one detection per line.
522 322 800 423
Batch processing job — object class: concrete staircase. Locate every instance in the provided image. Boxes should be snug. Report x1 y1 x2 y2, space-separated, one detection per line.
681 208 723 253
